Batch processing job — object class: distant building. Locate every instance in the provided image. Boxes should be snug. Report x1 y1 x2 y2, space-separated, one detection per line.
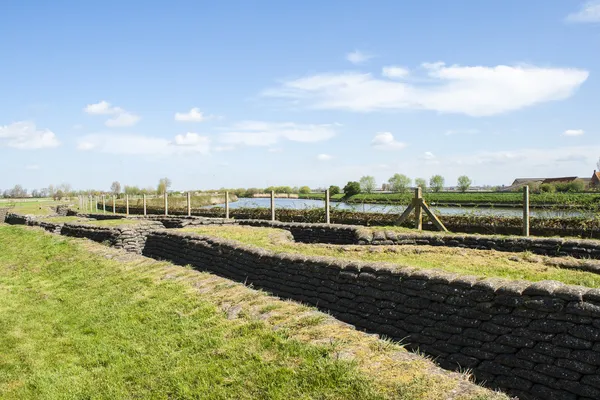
540 177 579 184
592 170 600 188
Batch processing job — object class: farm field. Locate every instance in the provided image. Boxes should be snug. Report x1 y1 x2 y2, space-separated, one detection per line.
180 225 600 288
299 192 600 208
0 225 501 400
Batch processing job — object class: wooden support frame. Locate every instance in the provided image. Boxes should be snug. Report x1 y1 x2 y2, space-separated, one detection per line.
397 188 448 232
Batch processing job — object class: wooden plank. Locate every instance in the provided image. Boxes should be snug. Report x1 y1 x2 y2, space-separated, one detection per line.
396 203 415 225
421 202 448 232
523 186 530 237
414 188 423 230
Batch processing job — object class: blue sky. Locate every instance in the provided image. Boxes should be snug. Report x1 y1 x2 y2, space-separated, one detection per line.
1 0 600 192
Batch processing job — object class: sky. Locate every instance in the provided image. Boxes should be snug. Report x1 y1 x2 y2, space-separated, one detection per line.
1 0 600 192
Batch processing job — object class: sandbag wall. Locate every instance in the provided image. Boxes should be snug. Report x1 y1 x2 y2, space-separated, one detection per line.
143 230 600 400
60 222 163 253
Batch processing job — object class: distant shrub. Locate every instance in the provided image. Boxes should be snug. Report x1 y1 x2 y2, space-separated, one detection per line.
329 185 341 196
343 181 361 198
539 183 556 193
298 186 311 195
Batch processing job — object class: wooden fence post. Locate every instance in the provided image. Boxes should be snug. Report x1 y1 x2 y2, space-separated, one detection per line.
187 191 191 217
225 191 230 219
95 196 98 212
414 187 423 230
102 195 106 214
325 189 331 224
112 195 116 214
143 194 147 216
523 186 530 237
164 192 168 216
126 195 129 216
270 190 276 221
89 195 92 212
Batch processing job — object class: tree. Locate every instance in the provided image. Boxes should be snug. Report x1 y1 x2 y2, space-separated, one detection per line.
359 176 377 193
157 177 172 194
329 185 341 196
298 186 311 194
388 174 411 193
53 189 64 200
343 181 361 197
429 175 445 192
415 178 427 191
457 176 472 193
110 181 121 196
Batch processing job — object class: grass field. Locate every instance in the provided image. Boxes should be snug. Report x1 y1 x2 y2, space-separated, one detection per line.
0 199 73 215
180 226 600 288
300 192 600 208
0 225 502 399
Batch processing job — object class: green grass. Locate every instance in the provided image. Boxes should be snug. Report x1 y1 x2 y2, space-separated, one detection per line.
0 225 501 399
180 226 600 288
0 199 73 215
0 226 376 399
82 218 144 227
38 216 88 224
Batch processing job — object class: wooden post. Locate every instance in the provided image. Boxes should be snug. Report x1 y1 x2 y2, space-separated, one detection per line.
143 194 147 216
112 195 116 214
325 189 331 224
95 196 98 212
187 191 191 216
523 185 530 237
225 191 230 219
126 194 129 216
164 191 168 216
102 195 106 214
414 187 423 231
89 196 92 212
270 190 276 221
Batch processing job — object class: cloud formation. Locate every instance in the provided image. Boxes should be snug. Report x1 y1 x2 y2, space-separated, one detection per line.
77 133 210 155
371 132 406 150
563 129 585 136
0 121 60 149
382 66 410 78
346 50 373 64
174 107 213 122
317 153 333 161
566 1 600 23
264 62 589 116
219 121 337 147
84 100 140 127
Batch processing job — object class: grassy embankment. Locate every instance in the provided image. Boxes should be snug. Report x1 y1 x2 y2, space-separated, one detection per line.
300 192 600 208
180 225 600 288
0 225 503 400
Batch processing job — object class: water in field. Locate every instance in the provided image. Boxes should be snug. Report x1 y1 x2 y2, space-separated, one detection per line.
209 198 593 218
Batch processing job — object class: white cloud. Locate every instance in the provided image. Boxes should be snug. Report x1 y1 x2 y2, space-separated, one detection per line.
0 121 60 149
264 62 589 116
371 132 407 151
84 100 119 115
25 164 40 170
105 112 141 127
77 133 210 155
566 1 600 23
175 107 213 122
219 121 336 147
563 129 585 136
346 50 373 64
382 66 410 78
84 100 140 127
268 148 283 153
424 151 436 160
317 153 333 161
